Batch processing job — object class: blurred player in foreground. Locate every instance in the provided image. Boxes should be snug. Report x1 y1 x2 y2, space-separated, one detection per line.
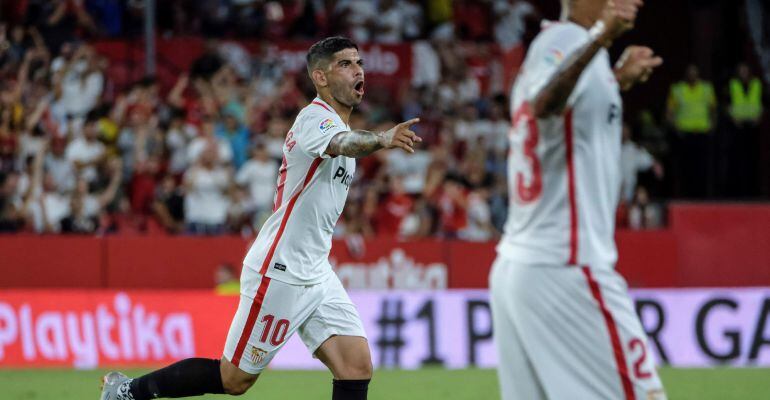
490 0 666 399
100 36 421 400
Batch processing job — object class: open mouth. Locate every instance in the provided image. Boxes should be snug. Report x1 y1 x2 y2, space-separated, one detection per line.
354 81 365 95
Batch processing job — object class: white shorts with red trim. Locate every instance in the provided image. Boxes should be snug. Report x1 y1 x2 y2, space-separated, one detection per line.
222 272 366 374
489 256 667 400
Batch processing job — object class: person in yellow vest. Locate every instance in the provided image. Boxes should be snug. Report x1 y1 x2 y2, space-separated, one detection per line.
666 64 716 198
214 263 240 295
726 63 763 196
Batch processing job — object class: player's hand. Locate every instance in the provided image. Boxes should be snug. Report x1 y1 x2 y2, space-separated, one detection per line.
597 0 643 46
379 118 423 153
614 46 663 90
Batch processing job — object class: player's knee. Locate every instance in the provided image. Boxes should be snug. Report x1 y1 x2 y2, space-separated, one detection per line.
221 372 258 396
338 357 373 380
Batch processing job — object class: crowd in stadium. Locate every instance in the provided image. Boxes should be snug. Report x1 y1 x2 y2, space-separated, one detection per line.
0 0 765 237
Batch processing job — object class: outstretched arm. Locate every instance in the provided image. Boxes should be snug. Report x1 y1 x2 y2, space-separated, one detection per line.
325 118 422 158
532 0 641 118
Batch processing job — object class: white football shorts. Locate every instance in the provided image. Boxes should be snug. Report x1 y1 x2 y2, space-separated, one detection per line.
223 270 366 374
489 256 667 400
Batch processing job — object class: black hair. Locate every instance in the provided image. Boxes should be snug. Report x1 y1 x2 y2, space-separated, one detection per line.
306 36 358 75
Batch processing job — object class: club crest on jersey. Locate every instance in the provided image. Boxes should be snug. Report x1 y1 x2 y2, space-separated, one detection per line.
544 48 564 66
250 346 268 365
319 118 337 134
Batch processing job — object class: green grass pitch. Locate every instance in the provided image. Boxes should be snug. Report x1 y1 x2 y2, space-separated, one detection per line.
1 367 768 399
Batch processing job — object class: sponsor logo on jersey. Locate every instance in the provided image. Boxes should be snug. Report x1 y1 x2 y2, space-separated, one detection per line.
334 166 354 190
273 263 287 271
544 48 564 66
319 118 337 134
250 346 268 365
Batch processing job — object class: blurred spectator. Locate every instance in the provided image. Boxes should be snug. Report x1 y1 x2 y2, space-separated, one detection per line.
152 174 185 234
411 41 441 88
400 0 425 40
459 187 495 241
23 141 71 233
621 123 663 203
667 64 716 198
66 113 106 183
235 143 278 226
165 108 195 175
726 62 764 196
385 148 432 195
24 0 97 53
52 44 104 124
188 118 233 166
374 175 413 235
373 0 404 44
61 156 121 234
493 0 535 50
183 142 231 235
454 0 492 42
433 173 468 238
399 195 436 238
44 136 76 192
226 184 257 235
425 0 453 36
214 263 240 295
215 107 251 169
628 186 663 230
334 0 376 43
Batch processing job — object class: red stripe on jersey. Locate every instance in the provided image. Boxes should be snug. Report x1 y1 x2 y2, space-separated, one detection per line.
231 275 271 367
581 266 636 400
259 157 323 275
273 155 288 212
565 109 578 265
312 101 332 113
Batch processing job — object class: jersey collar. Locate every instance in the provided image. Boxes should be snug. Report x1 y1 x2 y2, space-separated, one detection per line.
312 97 337 115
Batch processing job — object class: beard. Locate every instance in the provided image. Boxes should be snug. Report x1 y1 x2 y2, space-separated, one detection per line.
330 83 362 108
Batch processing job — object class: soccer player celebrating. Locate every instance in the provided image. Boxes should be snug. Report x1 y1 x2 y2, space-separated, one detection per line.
100 36 421 400
490 0 666 399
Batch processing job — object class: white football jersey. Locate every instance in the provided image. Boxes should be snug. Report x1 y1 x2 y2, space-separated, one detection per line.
242 97 356 285
498 21 623 268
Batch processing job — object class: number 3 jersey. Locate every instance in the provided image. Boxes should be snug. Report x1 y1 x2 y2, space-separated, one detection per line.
242 97 356 288
498 21 623 268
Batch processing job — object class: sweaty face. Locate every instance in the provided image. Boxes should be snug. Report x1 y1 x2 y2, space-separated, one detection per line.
324 48 365 108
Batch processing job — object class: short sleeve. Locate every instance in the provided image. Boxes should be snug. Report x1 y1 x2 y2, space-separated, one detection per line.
296 112 348 159
522 24 591 103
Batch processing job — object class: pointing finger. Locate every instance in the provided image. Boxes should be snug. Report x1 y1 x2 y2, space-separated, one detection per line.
399 118 420 129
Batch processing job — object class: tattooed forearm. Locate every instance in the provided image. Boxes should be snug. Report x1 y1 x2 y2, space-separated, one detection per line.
325 130 384 158
532 39 604 118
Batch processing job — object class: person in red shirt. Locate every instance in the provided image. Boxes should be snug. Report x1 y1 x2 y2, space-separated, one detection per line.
434 173 468 238
375 175 413 236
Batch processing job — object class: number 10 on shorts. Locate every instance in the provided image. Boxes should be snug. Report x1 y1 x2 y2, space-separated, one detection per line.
260 315 290 346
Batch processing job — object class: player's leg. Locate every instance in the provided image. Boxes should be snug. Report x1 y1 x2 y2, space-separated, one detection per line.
316 335 373 399
299 274 370 399
510 264 667 400
500 264 629 400
585 267 667 400
489 257 547 400
100 358 228 400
